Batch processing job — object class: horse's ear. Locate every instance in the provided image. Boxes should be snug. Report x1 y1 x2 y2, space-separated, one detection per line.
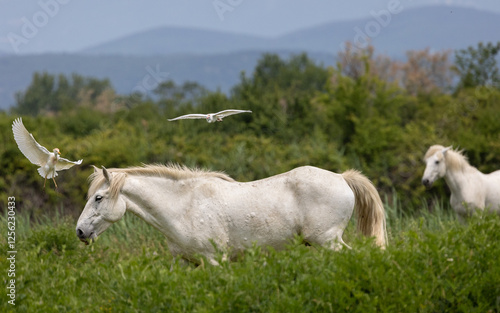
102 166 112 183
92 165 99 173
442 146 452 155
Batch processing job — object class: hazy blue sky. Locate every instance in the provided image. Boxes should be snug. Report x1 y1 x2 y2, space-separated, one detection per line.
1 0 499 53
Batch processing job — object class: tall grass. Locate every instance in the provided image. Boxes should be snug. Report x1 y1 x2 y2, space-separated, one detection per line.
1 203 499 312
384 193 457 236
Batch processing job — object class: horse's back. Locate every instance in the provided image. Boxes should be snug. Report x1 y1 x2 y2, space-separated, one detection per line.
225 166 354 213
486 169 500 178
234 166 350 195
286 166 353 202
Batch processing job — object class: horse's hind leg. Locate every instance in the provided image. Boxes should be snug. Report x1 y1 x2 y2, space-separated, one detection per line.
207 252 231 266
330 237 351 250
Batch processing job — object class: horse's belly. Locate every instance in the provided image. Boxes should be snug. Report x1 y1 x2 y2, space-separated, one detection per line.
224 199 301 250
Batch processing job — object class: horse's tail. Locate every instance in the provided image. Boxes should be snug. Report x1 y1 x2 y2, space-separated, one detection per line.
342 169 388 248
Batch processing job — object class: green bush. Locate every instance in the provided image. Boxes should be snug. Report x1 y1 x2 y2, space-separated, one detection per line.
1 209 498 312
25 220 78 255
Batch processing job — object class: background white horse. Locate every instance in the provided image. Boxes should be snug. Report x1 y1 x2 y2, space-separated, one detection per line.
422 145 500 218
76 164 387 265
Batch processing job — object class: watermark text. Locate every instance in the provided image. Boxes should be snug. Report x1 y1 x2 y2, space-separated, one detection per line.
6 197 16 305
7 0 72 53
213 0 244 21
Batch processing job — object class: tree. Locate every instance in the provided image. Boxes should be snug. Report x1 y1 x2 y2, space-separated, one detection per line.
401 48 454 96
14 72 55 116
154 80 206 103
232 53 330 139
453 41 500 90
337 43 454 96
336 42 399 83
13 72 113 116
154 80 207 116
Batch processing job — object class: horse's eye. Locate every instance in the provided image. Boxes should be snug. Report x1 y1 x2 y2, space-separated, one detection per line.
95 195 103 202
435 160 440 165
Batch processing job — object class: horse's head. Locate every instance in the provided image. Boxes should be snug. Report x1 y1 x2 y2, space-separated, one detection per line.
76 166 126 245
422 145 451 187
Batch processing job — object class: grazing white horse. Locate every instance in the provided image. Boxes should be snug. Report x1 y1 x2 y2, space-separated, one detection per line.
422 145 500 218
76 164 387 265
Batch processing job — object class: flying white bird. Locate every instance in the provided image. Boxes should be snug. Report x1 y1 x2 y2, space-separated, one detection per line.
168 109 252 123
12 118 83 189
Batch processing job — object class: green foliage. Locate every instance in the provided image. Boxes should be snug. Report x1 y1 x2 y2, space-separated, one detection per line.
453 41 500 90
3 49 500 214
25 219 78 255
232 53 330 141
1 208 499 312
12 72 112 116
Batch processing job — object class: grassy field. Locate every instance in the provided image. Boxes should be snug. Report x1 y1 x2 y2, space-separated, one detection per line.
1 203 499 313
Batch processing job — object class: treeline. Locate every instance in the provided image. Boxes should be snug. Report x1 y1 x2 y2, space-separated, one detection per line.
1 42 499 216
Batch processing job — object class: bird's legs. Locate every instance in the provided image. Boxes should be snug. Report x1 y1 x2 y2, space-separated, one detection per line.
43 175 58 189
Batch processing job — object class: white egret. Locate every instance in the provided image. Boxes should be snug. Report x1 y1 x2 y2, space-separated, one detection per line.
12 117 83 189
168 109 252 123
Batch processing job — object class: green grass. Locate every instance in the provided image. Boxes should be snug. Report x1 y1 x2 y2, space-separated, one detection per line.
1 204 499 313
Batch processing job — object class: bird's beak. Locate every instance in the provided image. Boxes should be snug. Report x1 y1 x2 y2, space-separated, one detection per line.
57 150 61 155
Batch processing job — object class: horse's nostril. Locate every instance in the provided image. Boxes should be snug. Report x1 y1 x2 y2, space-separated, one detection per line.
76 228 85 238
422 179 429 186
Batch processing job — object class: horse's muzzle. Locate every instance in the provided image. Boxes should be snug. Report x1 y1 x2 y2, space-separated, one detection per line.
76 228 91 245
422 178 431 187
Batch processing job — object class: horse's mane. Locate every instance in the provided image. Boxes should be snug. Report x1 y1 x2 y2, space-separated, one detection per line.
424 145 471 172
87 163 234 199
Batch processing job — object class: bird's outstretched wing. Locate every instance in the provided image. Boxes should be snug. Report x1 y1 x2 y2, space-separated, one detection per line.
168 114 207 121
56 158 83 171
215 110 252 118
12 118 51 166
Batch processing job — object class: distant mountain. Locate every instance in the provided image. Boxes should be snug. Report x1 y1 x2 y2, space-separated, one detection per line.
0 51 334 110
1 5 499 111
82 6 500 57
82 27 272 56
272 6 500 55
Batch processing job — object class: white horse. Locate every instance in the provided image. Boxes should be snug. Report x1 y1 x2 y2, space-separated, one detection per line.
76 164 387 265
422 145 500 218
